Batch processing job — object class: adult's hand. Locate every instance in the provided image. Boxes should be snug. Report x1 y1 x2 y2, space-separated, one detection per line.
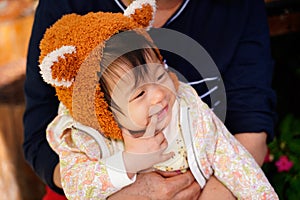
108 170 201 200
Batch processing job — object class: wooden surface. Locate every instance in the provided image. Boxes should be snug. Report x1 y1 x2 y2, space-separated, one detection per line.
0 102 45 200
266 0 300 36
0 1 45 199
0 126 21 200
0 0 35 22
0 66 45 199
0 15 33 68
268 12 300 36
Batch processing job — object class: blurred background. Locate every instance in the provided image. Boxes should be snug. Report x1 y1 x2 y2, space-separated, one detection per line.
0 0 299 199
0 0 45 199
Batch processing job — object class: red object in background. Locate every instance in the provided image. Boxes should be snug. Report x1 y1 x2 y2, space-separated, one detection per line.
43 186 67 200
275 155 294 172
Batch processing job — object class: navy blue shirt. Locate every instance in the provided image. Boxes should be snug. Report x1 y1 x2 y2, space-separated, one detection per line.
23 0 276 194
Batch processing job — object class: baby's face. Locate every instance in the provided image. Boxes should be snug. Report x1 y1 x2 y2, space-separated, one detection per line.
111 63 176 133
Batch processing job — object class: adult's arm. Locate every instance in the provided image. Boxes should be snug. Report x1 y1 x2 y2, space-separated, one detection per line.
23 0 72 194
235 132 268 166
222 0 276 141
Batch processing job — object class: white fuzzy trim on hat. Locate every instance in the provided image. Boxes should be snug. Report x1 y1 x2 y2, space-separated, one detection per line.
124 0 156 29
39 45 76 88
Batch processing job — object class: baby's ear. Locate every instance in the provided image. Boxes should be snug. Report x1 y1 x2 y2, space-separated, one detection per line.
39 45 77 88
124 0 156 30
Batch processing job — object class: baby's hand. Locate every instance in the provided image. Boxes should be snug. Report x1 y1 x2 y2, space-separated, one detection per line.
122 115 174 173
123 115 165 153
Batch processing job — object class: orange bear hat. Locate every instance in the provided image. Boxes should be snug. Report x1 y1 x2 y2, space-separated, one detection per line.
39 0 157 140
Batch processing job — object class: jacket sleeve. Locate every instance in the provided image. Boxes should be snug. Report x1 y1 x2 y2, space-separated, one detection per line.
189 87 278 199
222 0 276 141
22 0 69 194
46 109 135 199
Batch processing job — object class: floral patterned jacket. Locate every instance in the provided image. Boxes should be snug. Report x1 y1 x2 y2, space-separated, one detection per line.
47 82 278 199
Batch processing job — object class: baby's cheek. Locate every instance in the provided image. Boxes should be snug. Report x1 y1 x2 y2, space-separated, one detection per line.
128 106 147 128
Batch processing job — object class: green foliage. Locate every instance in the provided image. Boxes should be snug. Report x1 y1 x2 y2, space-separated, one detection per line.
263 115 300 200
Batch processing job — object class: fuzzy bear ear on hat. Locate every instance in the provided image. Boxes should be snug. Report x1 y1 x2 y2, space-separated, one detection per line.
38 0 157 140
39 0 156 89
124 0 156 30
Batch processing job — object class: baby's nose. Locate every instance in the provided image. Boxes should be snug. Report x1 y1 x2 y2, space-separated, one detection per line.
150 85 165 104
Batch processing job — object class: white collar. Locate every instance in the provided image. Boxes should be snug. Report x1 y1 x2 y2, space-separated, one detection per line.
114 0 190 26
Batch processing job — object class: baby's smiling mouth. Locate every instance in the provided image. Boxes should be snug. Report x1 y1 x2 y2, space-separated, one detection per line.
149 104 168 121
156 105 168 121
